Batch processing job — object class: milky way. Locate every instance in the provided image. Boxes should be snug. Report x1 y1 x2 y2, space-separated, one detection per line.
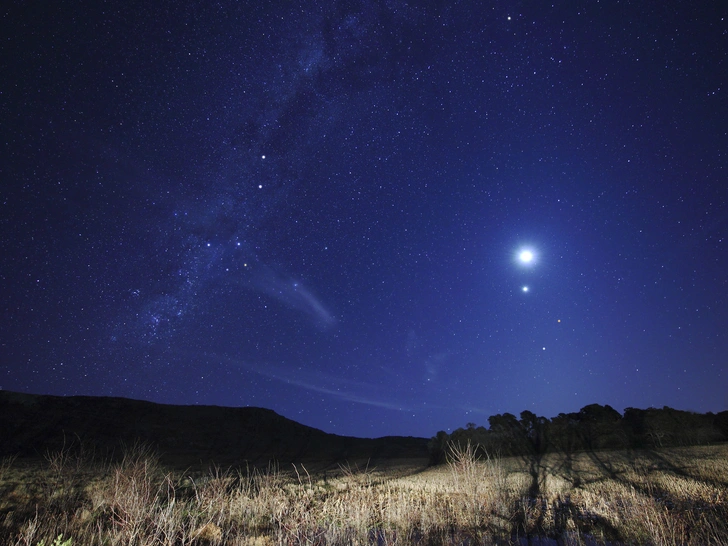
2 1 727 437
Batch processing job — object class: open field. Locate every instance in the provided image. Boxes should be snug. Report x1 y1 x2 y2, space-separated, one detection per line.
1 443 727 545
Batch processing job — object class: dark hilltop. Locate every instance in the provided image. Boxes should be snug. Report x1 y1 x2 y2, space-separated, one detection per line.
0 391 429 470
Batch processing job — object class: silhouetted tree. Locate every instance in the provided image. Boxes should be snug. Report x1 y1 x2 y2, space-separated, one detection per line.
715 411 728 440
488 413 528 455
623 407 648 447
427 404 726 466
428 430 449 465
519 410 549 454
624 406 723 447
575 404 627 450
548 412 581 453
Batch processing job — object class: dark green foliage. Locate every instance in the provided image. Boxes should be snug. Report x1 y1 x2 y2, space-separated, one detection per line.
430 404 727 461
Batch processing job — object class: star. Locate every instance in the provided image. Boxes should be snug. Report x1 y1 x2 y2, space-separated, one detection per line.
2 0 723 440
518 250 534 264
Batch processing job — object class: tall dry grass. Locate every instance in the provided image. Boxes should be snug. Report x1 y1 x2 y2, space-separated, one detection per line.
0 442 726 545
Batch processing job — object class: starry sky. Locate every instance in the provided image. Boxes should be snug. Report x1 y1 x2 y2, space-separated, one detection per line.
2 1 727 438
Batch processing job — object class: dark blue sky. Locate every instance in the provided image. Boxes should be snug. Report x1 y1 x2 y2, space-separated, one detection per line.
2 1 727 438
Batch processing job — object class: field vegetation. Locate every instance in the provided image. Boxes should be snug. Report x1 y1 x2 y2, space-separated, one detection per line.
1 440 727 545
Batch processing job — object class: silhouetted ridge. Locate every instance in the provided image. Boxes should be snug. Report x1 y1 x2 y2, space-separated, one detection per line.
0 391 428 468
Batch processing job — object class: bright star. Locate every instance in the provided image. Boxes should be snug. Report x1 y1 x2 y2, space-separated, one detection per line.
519 250 534 263
522 286 529 292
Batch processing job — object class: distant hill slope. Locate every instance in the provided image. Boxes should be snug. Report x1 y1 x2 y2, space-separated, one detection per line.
0 391 429 469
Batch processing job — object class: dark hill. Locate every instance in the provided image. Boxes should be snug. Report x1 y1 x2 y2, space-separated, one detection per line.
0 391 428 469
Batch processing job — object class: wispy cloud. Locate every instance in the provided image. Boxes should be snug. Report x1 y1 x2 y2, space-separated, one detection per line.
247 263 337 329
273 374 411 411
196 350 412 412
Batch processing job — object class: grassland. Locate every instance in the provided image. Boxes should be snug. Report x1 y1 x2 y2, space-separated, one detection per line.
1 442 727 545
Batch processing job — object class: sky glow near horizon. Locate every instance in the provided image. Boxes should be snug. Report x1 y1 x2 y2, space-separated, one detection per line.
2 0 727 438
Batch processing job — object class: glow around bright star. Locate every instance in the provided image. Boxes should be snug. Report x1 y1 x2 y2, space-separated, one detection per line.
518 250 534 263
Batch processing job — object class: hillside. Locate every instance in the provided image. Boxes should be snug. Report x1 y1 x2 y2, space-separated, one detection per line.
0 391 428 469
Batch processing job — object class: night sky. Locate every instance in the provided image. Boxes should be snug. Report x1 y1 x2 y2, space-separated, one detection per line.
2 1 727 438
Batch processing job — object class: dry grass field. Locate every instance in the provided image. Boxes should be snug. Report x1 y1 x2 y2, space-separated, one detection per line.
1 442 727 545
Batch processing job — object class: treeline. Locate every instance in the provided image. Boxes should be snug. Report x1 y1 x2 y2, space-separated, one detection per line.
429 404 728 464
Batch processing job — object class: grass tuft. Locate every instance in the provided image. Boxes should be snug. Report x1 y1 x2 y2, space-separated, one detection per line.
0 443 726 544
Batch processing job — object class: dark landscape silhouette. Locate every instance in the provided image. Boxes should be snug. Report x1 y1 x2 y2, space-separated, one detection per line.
1 391 727 545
